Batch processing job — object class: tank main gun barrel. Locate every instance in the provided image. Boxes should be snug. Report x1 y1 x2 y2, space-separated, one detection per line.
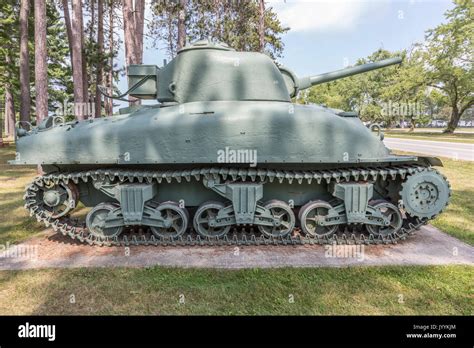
297 57 402 91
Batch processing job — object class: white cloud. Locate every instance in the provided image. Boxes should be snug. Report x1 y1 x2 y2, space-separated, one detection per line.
269 0 375 33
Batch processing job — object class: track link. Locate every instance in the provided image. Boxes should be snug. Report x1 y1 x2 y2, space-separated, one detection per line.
24 164 434 247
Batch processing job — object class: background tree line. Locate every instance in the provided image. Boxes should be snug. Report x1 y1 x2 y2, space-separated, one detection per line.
0 0 471 141
0 0 286 139
297 0 473 133
0 0 124 137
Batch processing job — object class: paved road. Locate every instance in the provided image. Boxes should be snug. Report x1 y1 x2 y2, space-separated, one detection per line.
0 225 472 269
384 137 474 161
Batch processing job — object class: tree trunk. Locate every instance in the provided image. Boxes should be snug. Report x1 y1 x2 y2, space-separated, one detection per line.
258 0 265 52
0 101 3 143
34 0 48 125
19 0 31 127
166 14 175 57
122 0 136 106
71 0 86 120
135 0 145 63
122 0 144 106
95 0 104 118
5 87 16 138
409 116 415 132
107 0 114 116
177 0 186 51
5 83 16 139
89 0 95 42
62 0 74 70
444 104 461 134
213 0 221 40
122 0 135 64
5 54 16 138
81 2 88 108
88 0 95 115
3 109 8 138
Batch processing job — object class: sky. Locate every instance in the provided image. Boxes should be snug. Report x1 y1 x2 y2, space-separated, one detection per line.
114 0 454 109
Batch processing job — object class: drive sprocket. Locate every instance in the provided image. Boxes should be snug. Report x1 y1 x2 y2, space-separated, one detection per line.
400 168 451 219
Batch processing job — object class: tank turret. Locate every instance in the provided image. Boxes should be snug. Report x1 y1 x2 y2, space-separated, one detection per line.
126 39 402 101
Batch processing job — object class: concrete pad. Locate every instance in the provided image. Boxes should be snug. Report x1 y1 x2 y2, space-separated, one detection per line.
0 225 472 270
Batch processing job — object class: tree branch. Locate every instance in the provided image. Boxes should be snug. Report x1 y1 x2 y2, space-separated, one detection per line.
427 84 447 92
459 98 474 116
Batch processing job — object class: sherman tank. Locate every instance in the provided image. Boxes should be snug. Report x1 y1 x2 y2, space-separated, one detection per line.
12 39 451 247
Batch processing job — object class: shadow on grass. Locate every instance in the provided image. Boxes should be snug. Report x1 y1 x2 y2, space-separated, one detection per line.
1 265 465 315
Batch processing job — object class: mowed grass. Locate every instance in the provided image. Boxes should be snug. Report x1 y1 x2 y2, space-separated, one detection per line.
432 159 474 245
0 265 471 315
383 129 474 144
398 127 474 133
0 145 45 245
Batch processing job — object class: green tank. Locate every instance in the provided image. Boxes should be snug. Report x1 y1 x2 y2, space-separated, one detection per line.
12 39 451 246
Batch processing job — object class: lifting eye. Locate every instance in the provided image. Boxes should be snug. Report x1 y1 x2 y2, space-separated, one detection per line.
168 82 177 94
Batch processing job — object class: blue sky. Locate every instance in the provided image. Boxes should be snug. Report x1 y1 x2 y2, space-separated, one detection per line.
115 0 454 109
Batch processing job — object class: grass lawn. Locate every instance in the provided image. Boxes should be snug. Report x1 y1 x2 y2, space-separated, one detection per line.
430 159 474 245
382 129 474 144
0 145 44 245
382 127 474 134
0 265 471 315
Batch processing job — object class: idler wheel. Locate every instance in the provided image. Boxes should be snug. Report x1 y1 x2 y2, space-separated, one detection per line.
40 182 78 218
298 200 338 237
86 203 124 239
258 200 295 238
150 201 189 238
366 200 402 237
193 201 230 238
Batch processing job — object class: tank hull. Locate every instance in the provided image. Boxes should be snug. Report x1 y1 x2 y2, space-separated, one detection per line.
14 101 415 167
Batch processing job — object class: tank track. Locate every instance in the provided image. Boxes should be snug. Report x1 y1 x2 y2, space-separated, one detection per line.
23 164 437 247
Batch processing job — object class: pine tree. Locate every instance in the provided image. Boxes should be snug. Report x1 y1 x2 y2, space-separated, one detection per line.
71 0 86 119
149 0 288 59
34 0 48 124
122 0 145 106
19 0 31 126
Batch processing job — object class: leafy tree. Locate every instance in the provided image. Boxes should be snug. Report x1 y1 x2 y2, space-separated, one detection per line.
421 0 473 133
380 48 427 130
298 49 406 126
298 0 472 132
